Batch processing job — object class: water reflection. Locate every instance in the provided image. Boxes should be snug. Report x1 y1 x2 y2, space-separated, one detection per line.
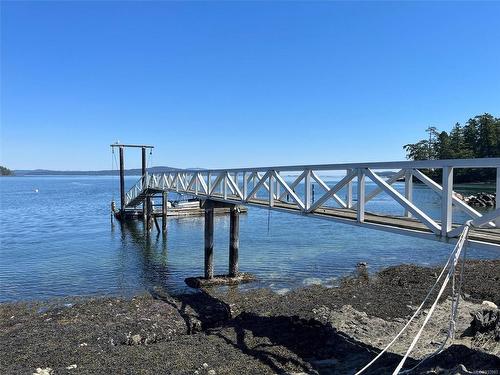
118 220 172 294
1 176 498 302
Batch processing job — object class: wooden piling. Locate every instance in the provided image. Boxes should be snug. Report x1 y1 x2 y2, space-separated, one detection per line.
119 146 125 210
229 206 240 277
153 216 161 232
141 147 147 177
142 147 147 220
204 207 214 279
146 196 153 231
162 192 167 233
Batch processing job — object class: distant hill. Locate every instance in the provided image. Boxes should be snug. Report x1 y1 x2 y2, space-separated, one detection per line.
13 166 185 176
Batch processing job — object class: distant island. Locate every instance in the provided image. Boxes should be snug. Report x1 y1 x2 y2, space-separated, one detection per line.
0 166 13 176
12 166 182 176
403 113 499 183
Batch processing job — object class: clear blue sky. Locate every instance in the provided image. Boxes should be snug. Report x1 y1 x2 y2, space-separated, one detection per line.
1 1 499 170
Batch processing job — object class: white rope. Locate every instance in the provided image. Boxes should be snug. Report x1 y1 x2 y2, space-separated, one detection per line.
399 224 470 374
354 239 457 374
392 223 471 374
355 222 471 375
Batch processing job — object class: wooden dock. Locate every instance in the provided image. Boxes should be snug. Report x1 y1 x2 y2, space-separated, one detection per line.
111 144 499 285
123 159 500 251
239 197 500 247
117 204 247 219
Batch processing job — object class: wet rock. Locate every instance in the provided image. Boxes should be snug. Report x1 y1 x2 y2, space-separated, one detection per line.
462 192 496 208
482 300 498 309
33 368 52 375
470 308 500 340
131 334 142 345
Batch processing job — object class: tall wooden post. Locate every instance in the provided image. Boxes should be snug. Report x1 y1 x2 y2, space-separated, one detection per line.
141 147 147 177
146 196 152 232
142 147 147 220
162 192 167 233
204 207 214 279
119 146 125 210
229 206 240 277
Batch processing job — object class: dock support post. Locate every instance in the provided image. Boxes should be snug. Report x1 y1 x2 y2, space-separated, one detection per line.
229 206 240 277
142 147 147 220
162 192 167 233
146 196 153 232
204 206 214 279
442 167 453 236
153 216 161 232
119 146 125 210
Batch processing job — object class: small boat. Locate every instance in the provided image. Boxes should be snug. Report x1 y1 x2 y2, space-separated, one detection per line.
171 199 200 209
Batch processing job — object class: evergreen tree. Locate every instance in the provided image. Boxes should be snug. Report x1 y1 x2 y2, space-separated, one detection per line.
0 166 13 176
436 131 452 159
403 113 499 182
463 119 478 158
476 114 499 157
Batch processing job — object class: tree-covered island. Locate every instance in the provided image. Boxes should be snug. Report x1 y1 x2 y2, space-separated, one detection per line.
0 166 14 176
403 113 499 183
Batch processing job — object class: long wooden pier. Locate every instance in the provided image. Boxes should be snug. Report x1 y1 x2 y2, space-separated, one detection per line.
125 158 500 250
112 144 499 283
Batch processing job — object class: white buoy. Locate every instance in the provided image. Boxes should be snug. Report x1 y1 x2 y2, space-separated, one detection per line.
34 189 39 193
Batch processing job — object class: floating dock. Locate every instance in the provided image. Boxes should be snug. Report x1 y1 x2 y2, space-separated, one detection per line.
115 199 247 220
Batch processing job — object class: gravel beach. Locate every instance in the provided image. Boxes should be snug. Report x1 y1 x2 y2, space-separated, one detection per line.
1 260 499 374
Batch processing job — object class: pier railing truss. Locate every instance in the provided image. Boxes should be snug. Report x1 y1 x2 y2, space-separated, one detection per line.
124 159 500 249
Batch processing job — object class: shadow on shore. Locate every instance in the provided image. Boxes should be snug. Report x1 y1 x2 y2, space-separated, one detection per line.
152 288 500 374
117 219 500 374
151 288 410 374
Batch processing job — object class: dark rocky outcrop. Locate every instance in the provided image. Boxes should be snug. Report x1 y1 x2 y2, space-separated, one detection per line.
470 307 500 341
457 192 496 208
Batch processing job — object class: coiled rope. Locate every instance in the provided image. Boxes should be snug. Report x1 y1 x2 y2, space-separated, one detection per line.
355 221 471 375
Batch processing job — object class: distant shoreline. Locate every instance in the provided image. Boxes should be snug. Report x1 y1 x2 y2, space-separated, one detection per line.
10 166 182 177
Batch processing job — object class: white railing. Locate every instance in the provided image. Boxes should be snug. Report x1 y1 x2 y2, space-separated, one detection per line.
124 158 500 242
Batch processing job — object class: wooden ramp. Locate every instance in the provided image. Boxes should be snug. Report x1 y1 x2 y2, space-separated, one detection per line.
123 158 500 250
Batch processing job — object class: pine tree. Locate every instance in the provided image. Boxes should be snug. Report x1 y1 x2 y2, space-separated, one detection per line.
403 113 499 182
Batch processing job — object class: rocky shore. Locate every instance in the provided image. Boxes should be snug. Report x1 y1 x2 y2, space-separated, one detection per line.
1 260 499 375
457 192 496 208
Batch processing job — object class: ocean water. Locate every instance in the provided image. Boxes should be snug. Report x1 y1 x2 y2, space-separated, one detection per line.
0 175 498 302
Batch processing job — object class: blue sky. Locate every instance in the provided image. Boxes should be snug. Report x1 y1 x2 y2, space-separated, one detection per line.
1 1 499 170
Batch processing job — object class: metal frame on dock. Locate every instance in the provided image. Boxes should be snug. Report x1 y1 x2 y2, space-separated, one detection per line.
123 158 500 250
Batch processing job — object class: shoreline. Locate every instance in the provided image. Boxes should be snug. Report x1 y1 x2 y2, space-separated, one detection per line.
1 260 499 374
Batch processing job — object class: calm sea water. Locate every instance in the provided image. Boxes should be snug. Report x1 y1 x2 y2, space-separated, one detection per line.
0 175 498 302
